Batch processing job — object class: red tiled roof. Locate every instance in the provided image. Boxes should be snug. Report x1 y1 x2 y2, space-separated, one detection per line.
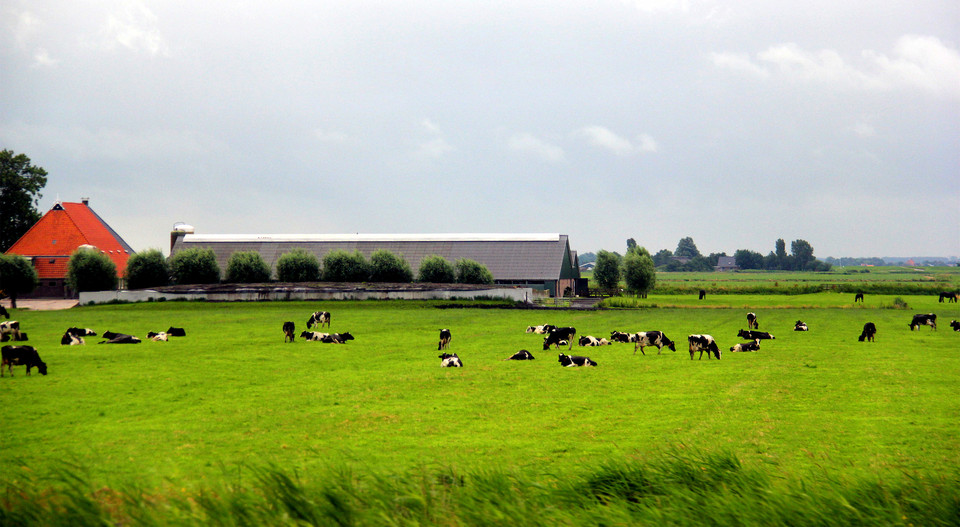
6 202 133 278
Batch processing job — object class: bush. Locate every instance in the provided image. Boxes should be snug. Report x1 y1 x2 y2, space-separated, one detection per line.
225 251 272 283
594 250 622 290
125 249 170 289
169 248 221 285
322 250 369 282
369 250 413 283
455 258 494 285
417 255 455 283
66 248 118 292
276 249 321 282
623 252 656 298
0 253 38 307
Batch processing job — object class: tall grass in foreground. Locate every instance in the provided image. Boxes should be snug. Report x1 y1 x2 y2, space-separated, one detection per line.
3 453 957 526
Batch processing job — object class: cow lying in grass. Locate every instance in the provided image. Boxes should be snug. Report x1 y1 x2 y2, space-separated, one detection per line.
737 330 775 340
558 353 597 367
1 345 47 376
950 320 960 332
99 332 141 344
609 331 631 343
147 332 168 341
578 335 610 346
730 339 761 353
61 327 96 345
0 321 26 342
439 353 462 367
526 325 556 334
794 321 809 331
505 349 535 361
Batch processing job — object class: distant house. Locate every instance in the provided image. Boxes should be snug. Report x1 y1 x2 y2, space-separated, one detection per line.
714 256 739 272
5 200 134 297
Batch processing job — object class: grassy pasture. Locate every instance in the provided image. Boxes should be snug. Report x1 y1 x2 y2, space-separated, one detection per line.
1 296 958 523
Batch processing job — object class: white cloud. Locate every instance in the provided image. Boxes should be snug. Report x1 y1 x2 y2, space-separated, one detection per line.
864 35 960 97
96 2 169 56
709 52 768 78
413 119 454 160
851 123 876 138
636 133 659 153
577 126 659 155
14 11 42 47
508 133 566 163
315 129 354 145
32 48 58 68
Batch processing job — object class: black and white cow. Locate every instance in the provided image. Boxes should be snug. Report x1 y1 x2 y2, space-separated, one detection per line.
746 312 759 330
858 322 877 342
283 322 296 343
578 335 610 346
99 333 141 344
321 332 354 344
307 311 331 329
558 353 597 367
938 292 958 303
609 331 632 343
505 349 536 361
300 331 328 341
737 329 775 340
0 306 9 319
854 292 864 303
1 345 47 376
526 325 556 334
147 331 168 341
794 320 809 331
688 334 721 360
166 327 186 337
631 331 676 355
543 327 576 350
439 352 462 367
0 321 25 342
61 333 84 345
909 314 937 331
730 339 761 353
438 329 452 350
66 327 96 338
950 320 960 332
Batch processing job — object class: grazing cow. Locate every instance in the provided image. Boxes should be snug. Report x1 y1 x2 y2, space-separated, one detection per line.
858 322 877 342
909 314 937 331
578 335 610 346
938 292 958 303
526 325 556 334
321 332 354 344
60 333 84 345
609 331 631 343
166 327 186 337
1 345 47 376
300 331 329 341
438 329 452 350
0 306 8 319
737 329 775 341
543 327 577 350
794 320 809 331
730 339 761 353
746 312 759 330
282 322 296 343
698 289 706 300
147 332 168 341
505 349 536 361
558 353 597 367
439 352 462 367
632 331 676 355
0 321 25 342
100 333 141 344
950 320 960 332
307 311 331 329
688 334 721 360
854 292 864 303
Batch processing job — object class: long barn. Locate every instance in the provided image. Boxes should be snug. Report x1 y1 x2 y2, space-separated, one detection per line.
170 231 583 297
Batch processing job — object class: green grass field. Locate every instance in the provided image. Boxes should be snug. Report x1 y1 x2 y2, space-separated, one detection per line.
2 294 958 524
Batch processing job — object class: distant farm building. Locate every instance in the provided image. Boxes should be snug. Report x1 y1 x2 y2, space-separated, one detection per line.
5 200 134 297
714 256 739 272
170 231 583 297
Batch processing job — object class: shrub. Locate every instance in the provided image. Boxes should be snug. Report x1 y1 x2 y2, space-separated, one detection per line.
225 251 272 283
169 248 221 285
322 250 369 282
0 253 38 308
417 255 455 283
455 258 494 285
623 252 656 298
594 250 622 290
276 249 321 282
66 248 118 292
124 249 170 289
369 249 414 283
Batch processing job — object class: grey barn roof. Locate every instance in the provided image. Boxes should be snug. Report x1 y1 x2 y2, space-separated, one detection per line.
171 233 579 282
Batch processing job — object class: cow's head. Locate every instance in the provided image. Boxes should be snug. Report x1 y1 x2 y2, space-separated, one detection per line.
664 339 676 352
339 332 354 341
36 360 47 375
737 329 748 338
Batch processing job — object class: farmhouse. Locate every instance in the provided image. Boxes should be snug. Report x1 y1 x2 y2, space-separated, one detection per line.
170 230 583 297
714 256 739 272
5 200 134 297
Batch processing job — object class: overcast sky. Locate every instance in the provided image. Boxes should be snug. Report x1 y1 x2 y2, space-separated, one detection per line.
2 1 958 258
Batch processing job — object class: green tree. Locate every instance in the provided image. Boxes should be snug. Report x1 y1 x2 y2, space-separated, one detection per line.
66 248 118 292
169 248 221 285
275 249 321 282
0 150 48 252
675 237 701 260
652 249 673 268
622 251 656 298
593 250 622 290
322 250 369 282
455 258 494 285
775 238 788 270
125 249 170 289
225 251 271 283
626 238 638 253
369 249 413 283
417 255 456 283
0 253 38 308
790 239 816 271
734 249 764 270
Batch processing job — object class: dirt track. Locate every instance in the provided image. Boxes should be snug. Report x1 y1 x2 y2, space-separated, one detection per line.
1 299 79 311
